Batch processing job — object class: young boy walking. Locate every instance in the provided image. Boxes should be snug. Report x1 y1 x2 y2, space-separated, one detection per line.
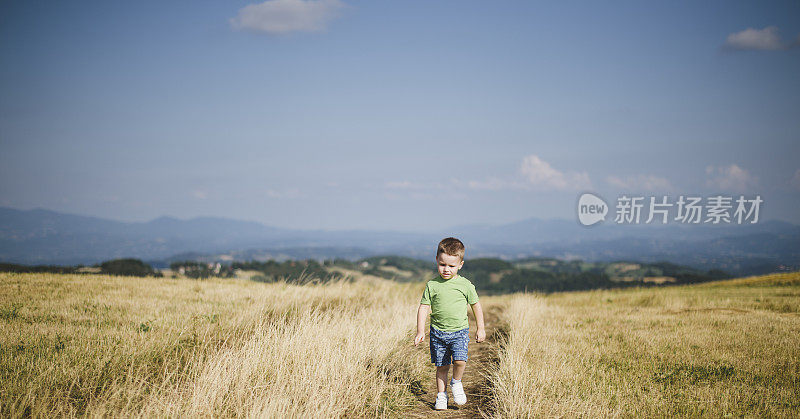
413 237 485 410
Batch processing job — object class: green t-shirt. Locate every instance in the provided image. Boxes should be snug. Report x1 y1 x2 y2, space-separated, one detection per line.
420 274 479 332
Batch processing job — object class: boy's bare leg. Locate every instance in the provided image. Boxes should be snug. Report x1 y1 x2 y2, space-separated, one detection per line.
452 360 466 380
436 365 449 393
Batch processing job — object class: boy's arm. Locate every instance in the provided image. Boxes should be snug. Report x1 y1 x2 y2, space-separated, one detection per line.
413 304 430 346
471 301 486 343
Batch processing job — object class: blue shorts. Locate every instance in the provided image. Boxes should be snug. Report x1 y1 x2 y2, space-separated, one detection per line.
429 325 469 366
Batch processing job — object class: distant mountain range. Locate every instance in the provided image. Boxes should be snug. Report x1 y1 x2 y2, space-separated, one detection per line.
1 206 798 276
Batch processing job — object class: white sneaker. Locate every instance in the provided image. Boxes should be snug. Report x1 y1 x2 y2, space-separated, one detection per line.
451 379 467 405
435 392 448 410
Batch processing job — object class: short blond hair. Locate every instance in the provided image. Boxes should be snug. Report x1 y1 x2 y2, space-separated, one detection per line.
437 237 465 261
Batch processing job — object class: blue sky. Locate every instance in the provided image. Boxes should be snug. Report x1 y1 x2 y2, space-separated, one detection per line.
1 0 799 231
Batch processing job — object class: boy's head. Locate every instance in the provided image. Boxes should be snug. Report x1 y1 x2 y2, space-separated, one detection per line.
436 237 465 280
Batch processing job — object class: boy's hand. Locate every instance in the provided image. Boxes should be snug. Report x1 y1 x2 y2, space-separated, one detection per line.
413 333 425 346
476 328 486 343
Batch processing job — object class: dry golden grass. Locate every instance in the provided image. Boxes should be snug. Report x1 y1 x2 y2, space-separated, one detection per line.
487 271 800 418
5 269 799 418
0 272 426 417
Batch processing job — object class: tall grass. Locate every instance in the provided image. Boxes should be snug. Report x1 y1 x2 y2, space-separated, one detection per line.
7 269 798 417
487 271 800 417
0 272 426 417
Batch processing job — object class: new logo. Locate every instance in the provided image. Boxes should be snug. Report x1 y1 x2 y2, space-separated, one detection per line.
577 193 608 226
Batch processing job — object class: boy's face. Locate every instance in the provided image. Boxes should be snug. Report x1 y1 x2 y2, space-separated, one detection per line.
436 252 464 280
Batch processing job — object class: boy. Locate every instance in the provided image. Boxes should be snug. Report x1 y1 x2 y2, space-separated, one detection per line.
413 237 485 410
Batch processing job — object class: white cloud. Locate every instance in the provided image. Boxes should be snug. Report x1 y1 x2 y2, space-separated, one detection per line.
230 0 345 34
386 157 591 193
384 180 416 189
519 155 591 191
466 177 526 191
384 180 449 190
381 180 467 201
383 191 467 201
192 190 208 200
265 188 302 198
605 174 674 192
791 169 800 191
705 164 758 192
723 26 791 51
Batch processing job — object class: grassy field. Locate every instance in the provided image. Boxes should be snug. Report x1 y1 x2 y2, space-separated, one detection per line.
487 271 800 418
2 270 798 417
0 273 427 417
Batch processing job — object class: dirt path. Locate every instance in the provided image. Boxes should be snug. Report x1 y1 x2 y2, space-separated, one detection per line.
405 302 504 418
